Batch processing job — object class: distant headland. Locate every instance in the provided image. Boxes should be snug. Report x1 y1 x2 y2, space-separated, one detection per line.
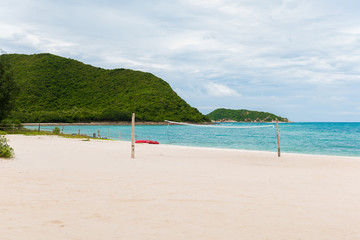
206 108 290 123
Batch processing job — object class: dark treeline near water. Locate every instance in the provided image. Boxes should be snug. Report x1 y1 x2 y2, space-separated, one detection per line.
207 108 290 122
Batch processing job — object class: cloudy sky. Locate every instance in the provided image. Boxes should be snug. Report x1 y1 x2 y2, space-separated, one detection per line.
1 0 360 122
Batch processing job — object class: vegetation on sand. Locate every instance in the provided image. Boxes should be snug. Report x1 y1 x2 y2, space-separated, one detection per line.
0 135 14 158
52 127 61 134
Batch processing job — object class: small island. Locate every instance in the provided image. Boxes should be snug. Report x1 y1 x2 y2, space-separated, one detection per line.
207 108 290 123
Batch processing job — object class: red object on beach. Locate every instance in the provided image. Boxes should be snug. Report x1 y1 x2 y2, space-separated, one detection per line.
135 140 159 144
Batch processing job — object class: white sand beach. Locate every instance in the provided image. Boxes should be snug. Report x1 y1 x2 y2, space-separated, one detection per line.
1 134 360 240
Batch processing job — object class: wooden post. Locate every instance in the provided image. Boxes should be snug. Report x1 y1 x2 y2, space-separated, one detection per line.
98 130 101 138
131 113 135 159
12 123 15 133
78 129 80 135
38 123 40 132
276 119 281 157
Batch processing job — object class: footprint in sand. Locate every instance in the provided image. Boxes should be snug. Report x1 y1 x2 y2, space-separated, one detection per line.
48 220 65 228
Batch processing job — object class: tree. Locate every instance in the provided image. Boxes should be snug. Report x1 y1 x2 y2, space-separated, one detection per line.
0 57 18 121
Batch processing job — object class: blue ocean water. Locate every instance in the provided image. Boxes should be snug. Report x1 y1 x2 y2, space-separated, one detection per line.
26 122 360 157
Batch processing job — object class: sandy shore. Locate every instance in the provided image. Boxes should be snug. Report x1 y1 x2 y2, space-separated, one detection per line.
22 121 215 126
22 121 170 126
1 135 360 240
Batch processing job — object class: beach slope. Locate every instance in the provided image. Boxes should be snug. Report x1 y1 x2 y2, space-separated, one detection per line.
1 135 360 240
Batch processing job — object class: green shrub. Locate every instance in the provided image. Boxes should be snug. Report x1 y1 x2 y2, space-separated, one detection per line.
52 127 61 134
101 108 131 121
0 135 14 158
0 119 23 131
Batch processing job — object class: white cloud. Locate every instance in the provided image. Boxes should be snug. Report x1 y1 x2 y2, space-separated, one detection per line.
330 96 348 102
205 82 240 97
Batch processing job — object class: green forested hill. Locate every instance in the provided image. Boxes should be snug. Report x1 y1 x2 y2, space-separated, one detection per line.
207 108 289 122
1 53 209 123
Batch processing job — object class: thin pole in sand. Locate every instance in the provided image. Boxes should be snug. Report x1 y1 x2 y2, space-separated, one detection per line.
131 113 135 159
276 119 281 157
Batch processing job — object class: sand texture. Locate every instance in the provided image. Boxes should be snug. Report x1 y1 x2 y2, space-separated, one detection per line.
1 135 360 240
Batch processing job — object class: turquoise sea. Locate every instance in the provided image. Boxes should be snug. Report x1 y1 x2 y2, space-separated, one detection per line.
26 122 360 157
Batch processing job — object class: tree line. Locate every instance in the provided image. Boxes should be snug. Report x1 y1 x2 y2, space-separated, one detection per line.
0 53 209 123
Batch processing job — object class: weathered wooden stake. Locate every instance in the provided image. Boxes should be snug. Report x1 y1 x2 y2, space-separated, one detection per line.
276 119 281 157
131 113 135 159
98 130 101 138
78 129 80 135
38 123 41 132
